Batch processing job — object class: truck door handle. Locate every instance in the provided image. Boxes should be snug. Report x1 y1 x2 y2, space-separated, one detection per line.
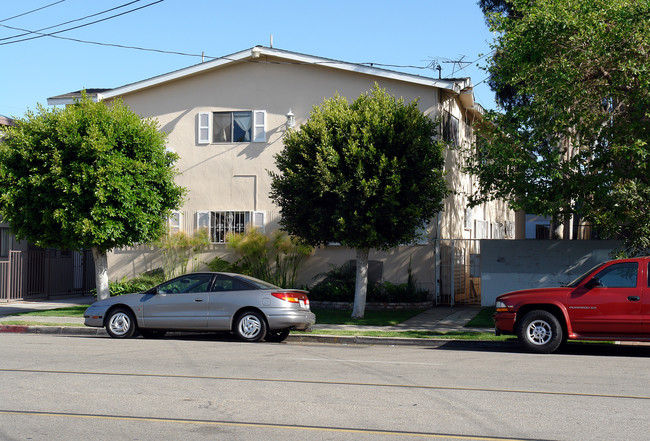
627 296 640 301
194 298 204 302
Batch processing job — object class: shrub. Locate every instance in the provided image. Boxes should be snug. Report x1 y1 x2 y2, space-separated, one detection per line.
307 264 357 302
156 229 210 278
226 229 312 287
206 256 234 272
308 262 428 303
92 268 165 297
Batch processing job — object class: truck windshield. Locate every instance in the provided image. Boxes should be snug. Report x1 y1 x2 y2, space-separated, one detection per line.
565 263 605 287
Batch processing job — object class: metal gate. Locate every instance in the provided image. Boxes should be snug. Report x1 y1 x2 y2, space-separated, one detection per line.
1 250 95 302
434 239 481 306
0 251 23 302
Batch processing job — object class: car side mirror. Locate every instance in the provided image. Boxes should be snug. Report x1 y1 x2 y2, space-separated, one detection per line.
585 278 602 289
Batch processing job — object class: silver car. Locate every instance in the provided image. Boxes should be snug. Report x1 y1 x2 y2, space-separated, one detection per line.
84 272 315 342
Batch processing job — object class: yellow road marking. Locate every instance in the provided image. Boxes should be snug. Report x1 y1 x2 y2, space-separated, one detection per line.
0 409 536 440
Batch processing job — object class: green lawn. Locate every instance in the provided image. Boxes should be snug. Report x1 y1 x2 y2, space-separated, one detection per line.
465 307 495 328
1 320 86 327
300 329 514 341
13 306 89 317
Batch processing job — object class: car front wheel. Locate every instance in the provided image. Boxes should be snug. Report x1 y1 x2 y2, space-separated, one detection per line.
234 311 267 342
517 310 563 353
105 308 137 339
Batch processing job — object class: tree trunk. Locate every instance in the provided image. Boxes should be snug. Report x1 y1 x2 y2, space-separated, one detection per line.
351 248 369 319
92 247 110 300
551 218 564 240
514 210 526 239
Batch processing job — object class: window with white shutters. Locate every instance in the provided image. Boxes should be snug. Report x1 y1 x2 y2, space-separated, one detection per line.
196 110 266 145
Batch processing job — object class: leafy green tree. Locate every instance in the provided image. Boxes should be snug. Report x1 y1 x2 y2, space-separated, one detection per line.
270 84 448 318
0 94 185 299
466 0 650 254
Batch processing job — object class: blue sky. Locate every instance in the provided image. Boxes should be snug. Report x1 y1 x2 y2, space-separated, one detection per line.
1 0 497 118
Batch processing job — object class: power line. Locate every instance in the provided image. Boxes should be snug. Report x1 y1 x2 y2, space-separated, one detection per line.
0 0 164 46
0 0 66 23
0 2 496 84
0 0 143 42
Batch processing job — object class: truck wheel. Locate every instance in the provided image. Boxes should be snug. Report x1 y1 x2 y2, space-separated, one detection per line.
517 310 563 354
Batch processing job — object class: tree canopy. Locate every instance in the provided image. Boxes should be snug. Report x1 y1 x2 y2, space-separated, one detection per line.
270 84 448 317
466 0 650 255
0 94 185 298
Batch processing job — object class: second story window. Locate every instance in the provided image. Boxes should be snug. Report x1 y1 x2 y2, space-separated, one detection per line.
442 111 459 146
198 110 266 144
213 111 251 142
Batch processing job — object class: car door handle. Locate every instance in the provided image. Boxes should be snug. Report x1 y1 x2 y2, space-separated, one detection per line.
627 296 640 301
194 298 204 302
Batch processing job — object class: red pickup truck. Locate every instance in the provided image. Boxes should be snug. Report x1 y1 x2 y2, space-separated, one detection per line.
493 257 650 353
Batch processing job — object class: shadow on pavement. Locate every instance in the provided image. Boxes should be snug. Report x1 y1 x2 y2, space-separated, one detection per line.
430 339 650 357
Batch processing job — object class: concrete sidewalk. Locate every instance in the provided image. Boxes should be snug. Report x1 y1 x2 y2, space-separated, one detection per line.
0 296 93 317
0 296 494 345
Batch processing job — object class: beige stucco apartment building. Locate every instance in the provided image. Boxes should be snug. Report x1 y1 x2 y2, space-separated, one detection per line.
48 47 514 303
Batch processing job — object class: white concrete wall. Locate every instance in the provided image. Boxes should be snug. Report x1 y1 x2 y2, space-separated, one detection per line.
480 240 623 306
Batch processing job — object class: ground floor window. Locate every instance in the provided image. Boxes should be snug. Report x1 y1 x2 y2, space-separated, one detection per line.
196 211 265 243
168 211 182 235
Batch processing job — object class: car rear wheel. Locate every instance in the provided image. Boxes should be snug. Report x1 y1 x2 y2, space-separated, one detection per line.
234 311 267 342
106 308 137 339
517 310 563 353
265 328 291 343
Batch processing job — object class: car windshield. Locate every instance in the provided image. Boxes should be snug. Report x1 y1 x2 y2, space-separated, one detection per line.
233 274 280 289
565 263 606 287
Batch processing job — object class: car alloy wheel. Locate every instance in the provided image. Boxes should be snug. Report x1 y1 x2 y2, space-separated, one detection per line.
234 311 267 342
106 308 137 338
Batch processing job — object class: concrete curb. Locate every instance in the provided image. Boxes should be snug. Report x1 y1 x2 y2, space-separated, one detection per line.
286 333 516 350
0 324 515 349
0 324 108 336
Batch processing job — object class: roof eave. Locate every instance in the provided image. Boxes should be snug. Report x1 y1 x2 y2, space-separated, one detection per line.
99 46 467 100
47 91 105 106
458 86 485 119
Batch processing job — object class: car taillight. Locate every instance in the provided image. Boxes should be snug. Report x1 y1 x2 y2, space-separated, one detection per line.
272 292 310 307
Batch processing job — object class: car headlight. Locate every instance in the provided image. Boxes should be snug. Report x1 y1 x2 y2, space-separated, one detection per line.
495 300 509 312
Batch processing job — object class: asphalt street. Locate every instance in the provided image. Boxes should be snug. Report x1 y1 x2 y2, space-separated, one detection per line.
1 333 649 441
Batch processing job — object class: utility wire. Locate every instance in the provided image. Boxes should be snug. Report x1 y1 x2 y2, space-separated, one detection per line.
0 0 66 23
0 1 494 82
0 0 143 42
0 0 164 46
